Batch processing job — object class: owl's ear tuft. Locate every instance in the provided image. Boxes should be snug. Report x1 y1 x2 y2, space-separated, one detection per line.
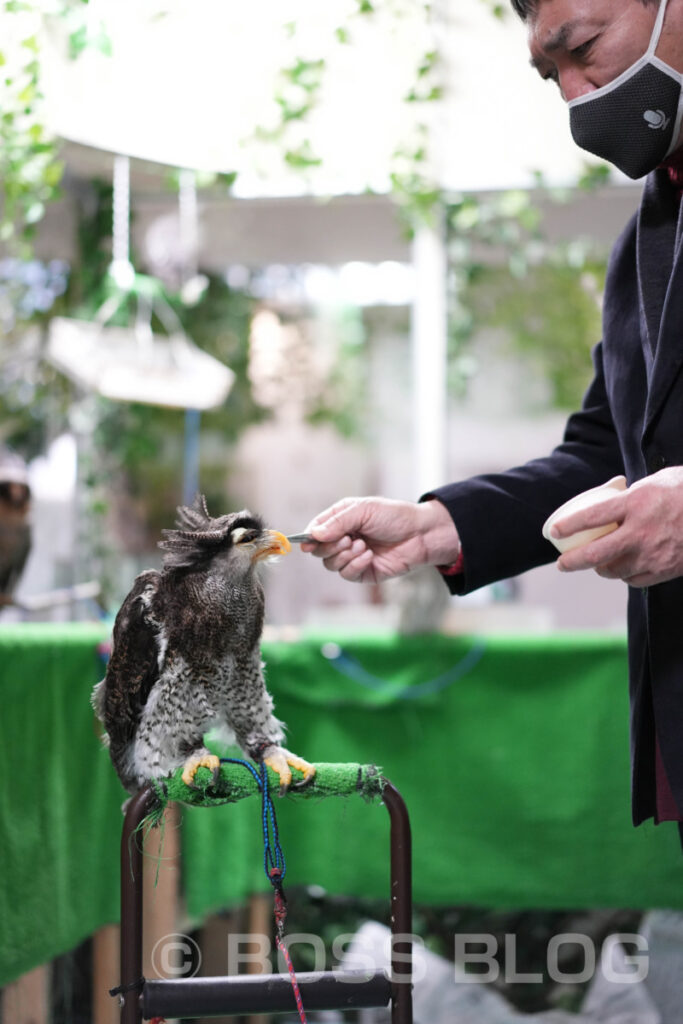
158 501 263 570
174 493 212 532
159 495 227 568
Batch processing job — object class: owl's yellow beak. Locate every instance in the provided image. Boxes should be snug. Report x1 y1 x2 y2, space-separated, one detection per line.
253 530 291 562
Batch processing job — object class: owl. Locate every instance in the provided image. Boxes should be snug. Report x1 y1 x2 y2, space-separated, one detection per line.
0 450 31 602
92 496 315 795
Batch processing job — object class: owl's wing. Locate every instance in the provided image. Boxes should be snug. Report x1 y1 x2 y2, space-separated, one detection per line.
0 522 31 596
98 569 163 754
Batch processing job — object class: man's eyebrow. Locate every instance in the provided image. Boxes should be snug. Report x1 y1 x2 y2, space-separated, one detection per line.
529 20 580 68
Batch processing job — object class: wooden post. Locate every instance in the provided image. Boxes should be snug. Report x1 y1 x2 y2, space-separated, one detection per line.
197 909 244 1024
92 924 120 1024
246 891 273 1024
1 963 49 1024
142 803 181 1022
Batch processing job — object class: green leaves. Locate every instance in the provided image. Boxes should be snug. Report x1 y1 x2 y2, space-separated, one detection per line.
479 0 508 18
284 140 322 169
0 0 103 254
4 2 34 14
446 181 609 410
67 15 112 59
577 162 612 192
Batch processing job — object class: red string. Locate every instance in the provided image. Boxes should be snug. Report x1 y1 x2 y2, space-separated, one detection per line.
269 867 307 1024
276 934 308 1024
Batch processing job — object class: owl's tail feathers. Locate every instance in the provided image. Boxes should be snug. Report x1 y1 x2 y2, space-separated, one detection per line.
262 745 316 796
181 751 221 789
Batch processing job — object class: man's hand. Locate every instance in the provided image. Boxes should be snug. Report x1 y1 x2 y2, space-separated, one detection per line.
551 467 683 587
302 496 461 583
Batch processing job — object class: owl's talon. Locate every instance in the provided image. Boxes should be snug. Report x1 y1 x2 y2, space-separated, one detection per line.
182 753 221 788
291 774 315 790
264 747 316 794
187 767 221 793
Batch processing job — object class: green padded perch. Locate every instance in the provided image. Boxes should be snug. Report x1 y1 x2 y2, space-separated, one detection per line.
148 762 385 821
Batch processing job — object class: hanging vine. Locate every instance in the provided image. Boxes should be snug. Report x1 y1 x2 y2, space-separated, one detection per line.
0 0 610 432
0 0 109 253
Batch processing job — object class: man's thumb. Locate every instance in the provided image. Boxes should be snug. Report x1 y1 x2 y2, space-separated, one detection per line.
309 503 359 542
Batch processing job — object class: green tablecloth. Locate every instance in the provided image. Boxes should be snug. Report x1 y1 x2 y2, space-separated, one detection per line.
1 623 682 987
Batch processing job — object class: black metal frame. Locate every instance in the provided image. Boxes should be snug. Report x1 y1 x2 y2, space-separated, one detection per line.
118 778 412 1022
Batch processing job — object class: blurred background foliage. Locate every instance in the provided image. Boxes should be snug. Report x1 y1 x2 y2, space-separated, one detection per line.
0 0 620 1009
0 0 110 253
0 0 609 567
446 170 609 409
469 258 605 409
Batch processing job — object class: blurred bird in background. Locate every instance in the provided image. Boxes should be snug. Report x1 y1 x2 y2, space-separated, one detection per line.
0 449 31 604
93 495 315 795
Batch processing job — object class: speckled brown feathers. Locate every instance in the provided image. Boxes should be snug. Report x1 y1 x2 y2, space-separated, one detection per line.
0 468 31 600
93 570 162 760
159 496 266 570
91 496 298 795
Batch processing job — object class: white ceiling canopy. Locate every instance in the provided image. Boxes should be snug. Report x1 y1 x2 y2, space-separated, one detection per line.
32 0 609 197
40 0 429 196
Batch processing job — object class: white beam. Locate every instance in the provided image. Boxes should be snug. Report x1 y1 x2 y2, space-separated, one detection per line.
411 216 448 496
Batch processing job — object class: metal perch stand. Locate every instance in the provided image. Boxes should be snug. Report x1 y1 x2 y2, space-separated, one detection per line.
118 766 413 1023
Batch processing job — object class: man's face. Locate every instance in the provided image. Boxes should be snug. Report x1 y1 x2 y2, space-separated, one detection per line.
527 0 661 101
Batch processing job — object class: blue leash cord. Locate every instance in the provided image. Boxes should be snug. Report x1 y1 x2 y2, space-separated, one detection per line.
218 758 307 1023
219 757 287 884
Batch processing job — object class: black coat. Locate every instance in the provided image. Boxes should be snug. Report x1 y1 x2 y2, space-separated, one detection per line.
430 168 683 831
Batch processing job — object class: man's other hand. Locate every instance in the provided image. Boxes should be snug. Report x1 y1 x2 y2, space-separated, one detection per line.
551 467 683 587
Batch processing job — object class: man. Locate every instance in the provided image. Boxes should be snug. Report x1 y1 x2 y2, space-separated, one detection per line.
303 0 683 838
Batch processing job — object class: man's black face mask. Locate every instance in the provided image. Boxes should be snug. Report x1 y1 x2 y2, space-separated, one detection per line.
568 0 683 179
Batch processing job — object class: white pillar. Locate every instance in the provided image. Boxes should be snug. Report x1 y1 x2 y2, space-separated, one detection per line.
411 214 448 496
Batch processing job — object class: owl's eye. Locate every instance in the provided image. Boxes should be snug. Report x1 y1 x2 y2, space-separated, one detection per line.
231 526 260 545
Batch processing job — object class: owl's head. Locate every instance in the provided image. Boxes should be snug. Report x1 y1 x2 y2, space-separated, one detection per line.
159 495 291 571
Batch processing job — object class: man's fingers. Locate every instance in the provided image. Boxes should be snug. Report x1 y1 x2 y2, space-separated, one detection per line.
596 563 653 587
594 563 623 580
557 531 627 572
307 535 352 560
620 572 655 588
322 538 367 574
306 498 365 542
339 547 374 582
550 495 625 539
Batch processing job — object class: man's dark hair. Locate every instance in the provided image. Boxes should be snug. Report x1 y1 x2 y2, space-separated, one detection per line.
509 0 532 17
510 0 656 20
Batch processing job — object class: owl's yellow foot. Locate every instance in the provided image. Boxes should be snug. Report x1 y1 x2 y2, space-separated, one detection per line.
182 753 221 788
264 747 316 795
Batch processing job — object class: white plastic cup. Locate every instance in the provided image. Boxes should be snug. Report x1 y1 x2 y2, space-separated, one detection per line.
542 475 627 554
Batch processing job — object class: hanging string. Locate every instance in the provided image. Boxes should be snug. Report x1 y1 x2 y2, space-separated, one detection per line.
178 168 199 284
219 757 286 880
259 759 286 880
219 757 307 1024
275 924 307 1024
112 154 130 266
110 154 135 289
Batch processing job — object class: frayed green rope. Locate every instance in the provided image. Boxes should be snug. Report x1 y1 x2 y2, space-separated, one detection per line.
128 794 168 885
143 761 384 827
